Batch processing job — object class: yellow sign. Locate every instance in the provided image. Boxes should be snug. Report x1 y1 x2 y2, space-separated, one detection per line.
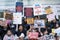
27 18 34 24
52 29 55 36
45 6 53 14
45 8 52 14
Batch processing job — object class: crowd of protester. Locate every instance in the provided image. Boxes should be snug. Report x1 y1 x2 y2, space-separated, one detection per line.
0 16 60 40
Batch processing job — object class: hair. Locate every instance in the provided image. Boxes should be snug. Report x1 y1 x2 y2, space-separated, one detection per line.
30 24 34 26
40 28 47 35
34 16 38 19
18 24 24 30
6 29 12 34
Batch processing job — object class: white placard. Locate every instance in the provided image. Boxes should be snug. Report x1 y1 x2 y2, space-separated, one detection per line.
54 27 60 36
55 27 60 33
34 20 45 28
13 12 22 24
33 3 42 16
47 13 55 21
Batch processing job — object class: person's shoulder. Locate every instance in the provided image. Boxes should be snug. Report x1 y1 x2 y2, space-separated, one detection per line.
4 34 8 37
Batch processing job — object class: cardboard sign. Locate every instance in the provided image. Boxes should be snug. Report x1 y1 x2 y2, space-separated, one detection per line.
28 32 38 39
24 8 33 17
34 20 45 27
27 18 34 24
34 3 42 16
45 6 53 14
16 2 23 12
13 12 22 24
47 13 55 21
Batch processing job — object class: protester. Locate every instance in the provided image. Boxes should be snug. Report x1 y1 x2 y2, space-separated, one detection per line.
3 30 15 40
27 24 39 40
0 13 60 40
22 18 30 31
16 24 27 37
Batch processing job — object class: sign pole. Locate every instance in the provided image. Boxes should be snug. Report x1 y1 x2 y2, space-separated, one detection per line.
16 24 18 31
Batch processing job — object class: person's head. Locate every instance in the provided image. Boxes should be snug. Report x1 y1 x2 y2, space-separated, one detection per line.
34 16 38 20
55 23 59 28
30 24 34 30
7 30 12 36
19 25 24 31
40 28 48 35
24 18 27 24
53 20 56 23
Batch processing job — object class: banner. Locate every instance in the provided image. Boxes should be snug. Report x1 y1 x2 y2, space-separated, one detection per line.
16 2 23 12
13 12 22 24
27 18 34 24
34 3 42 16
24 8 33 17
47 13 55 21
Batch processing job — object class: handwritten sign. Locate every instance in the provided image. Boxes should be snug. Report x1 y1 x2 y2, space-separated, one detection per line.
28 32 38 39
13 12 22 24
47 13 55 21
24 8 33 17
27 18 34 24
34 3 42 16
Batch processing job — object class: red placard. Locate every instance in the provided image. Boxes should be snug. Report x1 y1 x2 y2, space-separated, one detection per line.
24 8 33 17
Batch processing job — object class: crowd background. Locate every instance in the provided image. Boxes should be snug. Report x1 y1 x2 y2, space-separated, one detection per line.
0 0 60 40
0 14 60 40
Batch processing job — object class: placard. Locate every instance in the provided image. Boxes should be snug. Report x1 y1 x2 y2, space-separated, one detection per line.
16 2 23 12
42 5 54 14
47 13 55 21
45 6 53 14
4 12 13 20
24 8 33 17
54 27 60 36
13 12 22 24
27 18 34 24
28 32 38 39
34 20 45 27
34 3 42 16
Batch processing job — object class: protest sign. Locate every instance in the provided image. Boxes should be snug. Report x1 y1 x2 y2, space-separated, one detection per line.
34 20 45 27
33 3 42 16
16 2 23 12
27 18 34 24
24 7 33 17
13 12 22 24
28 32 38 39
47 13 55 21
